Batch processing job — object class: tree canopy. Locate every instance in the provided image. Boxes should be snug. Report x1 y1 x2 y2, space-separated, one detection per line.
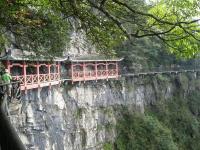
0 0 200 58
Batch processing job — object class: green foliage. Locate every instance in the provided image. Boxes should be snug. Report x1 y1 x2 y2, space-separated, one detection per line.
187 92 200 116
147 92 200 150
115 113 177 150
115 90 200 150
178 74 189 90
0 0 200 57
148 0 200 58
103 142 113 150
156 74 170 82
115 37 177 71
75 107 86 119
167 33 200 58
0 0 69 56
80 128 87 147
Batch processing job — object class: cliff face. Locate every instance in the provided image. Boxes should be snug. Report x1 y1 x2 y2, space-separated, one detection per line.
9 72 200 150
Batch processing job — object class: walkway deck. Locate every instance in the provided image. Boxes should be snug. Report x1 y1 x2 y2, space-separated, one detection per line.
123 66 200 77
7 66 200 90
12 73 60 90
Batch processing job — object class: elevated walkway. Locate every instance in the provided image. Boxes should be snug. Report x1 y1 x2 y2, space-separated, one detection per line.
13 73 61 90
122 66 200 77
0 49 123 90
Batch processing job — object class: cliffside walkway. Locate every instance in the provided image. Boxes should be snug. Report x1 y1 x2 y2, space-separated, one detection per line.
0 65 199 150
122 65 200 77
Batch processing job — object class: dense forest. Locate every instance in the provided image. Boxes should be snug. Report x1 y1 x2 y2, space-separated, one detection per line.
0 0 200 57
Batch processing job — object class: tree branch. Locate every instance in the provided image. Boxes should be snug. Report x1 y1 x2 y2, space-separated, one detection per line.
86 0 130 39
131 25 176 38
179 24 200 41
112 0 200 26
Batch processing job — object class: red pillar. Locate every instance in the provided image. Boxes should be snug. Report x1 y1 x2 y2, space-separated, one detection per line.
48 63 51 81
57 62 61 80
23 61 27 88
6 60 11 73
106 61 108 80
71 63 74 83
37 62 40 85
116 62 119 78
95 62 97 81
83 62 85 81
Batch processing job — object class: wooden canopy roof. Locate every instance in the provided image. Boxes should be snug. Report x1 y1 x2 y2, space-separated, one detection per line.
0 49 65 62
0 49 123 62
69 54 123 62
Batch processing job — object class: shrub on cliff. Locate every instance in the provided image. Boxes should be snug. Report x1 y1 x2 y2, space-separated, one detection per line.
148 92 200 150
115 114 177 150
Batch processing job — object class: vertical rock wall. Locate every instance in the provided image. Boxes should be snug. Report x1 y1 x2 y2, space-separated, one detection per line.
9 72 200 150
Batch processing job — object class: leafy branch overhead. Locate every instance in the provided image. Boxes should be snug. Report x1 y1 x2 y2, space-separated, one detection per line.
0 0 200 58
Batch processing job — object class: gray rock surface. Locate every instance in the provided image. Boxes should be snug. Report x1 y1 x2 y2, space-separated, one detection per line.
9 72 200 150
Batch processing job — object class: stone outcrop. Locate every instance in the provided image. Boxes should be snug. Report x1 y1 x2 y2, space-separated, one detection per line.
9 72 200 150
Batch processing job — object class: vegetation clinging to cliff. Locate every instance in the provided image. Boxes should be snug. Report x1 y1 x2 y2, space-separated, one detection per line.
113 91 200 150
114 111 177 150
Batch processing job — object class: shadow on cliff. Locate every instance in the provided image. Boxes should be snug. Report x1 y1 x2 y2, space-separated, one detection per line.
0 94 26 150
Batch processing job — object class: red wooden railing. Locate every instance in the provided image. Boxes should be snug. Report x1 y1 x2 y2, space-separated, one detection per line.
13 73 60 85
70 61 119 82
12 73 60 90
4 60 120 89
72 69 118 81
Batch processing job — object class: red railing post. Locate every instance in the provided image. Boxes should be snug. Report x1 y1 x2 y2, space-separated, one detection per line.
57 62 60 80
23 61 27 88
71 63 74 83
83 62 85 82
37 62 40 85
32 74 33 85
116 62 119 78
48 63 51 81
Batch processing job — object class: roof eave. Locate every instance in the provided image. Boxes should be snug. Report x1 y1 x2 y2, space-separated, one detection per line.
71 58 124 62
